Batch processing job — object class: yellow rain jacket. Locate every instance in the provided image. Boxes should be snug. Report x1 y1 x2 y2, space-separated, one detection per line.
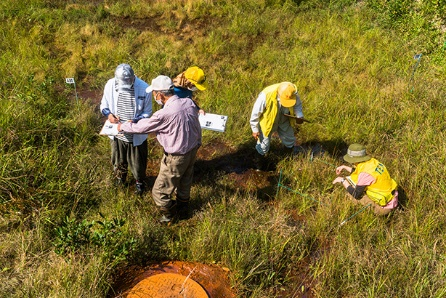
350 158 398 206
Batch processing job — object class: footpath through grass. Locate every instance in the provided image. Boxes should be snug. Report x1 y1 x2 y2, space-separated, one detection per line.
0 0 445 297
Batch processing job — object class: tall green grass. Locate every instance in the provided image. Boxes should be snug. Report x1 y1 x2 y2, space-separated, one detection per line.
0 0 445 297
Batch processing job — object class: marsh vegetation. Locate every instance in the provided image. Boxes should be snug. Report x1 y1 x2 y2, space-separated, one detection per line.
0 0 445 297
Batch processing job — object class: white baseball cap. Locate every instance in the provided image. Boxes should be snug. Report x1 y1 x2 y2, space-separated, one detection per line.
146 75 174 93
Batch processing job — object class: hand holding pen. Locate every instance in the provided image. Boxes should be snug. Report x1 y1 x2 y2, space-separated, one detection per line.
108 113 120 123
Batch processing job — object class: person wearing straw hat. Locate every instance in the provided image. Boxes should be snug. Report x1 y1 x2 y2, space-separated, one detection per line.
333 143 399 215
118 75 202 223
250 82 305 168
173 66 208 115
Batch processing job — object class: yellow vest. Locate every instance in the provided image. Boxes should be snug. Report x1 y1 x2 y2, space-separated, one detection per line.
259 84 295 136
350 158 398 206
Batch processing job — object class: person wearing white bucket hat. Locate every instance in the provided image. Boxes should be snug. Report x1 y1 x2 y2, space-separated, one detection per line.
119 75 202 223
333 143 399 215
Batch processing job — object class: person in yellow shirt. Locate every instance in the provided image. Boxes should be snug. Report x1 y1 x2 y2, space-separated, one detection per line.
333 143 399 215
250 82 304 169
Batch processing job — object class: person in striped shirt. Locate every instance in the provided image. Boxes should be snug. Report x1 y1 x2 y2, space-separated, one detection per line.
100 63 152 195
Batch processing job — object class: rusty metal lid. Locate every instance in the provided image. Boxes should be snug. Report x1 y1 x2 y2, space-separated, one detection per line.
127 272 209 298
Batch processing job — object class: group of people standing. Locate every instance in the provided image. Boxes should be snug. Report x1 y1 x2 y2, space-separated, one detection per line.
100 63 399 223
100 64 206 223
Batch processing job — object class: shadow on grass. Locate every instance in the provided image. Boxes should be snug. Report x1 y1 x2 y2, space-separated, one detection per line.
193 139 279 204
192 138 349 209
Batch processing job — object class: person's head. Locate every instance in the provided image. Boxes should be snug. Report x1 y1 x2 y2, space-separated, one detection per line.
115 63 135 90
277 82 297 107
343 143 371 164
184 66 207 91
146 75 174 105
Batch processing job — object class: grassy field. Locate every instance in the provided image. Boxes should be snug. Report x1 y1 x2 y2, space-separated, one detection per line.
1 0 445 297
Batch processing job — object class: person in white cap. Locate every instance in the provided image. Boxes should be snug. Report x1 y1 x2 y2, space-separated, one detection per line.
250 82 305 169
333 143 398 215
118 75 202 223
172 66 208 115
100 63 152 195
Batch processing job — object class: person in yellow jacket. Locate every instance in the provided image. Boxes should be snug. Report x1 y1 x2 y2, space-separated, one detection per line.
250 82 304 160
333 143 399 215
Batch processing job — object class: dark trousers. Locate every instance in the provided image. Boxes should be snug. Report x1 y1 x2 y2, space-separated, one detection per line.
111 138 147 182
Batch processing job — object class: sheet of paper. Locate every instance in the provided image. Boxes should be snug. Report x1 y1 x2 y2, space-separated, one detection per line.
199 113 228 132
100 120 120 136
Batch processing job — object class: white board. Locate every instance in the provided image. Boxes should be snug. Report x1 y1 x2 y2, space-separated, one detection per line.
99 120 120 136
199 113 228 132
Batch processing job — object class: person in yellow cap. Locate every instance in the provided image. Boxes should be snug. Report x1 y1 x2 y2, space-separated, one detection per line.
250 82 304 163
173 66 208 115
332 143 399 215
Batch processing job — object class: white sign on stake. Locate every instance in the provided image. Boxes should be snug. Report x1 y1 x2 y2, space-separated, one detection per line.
65 78 79 105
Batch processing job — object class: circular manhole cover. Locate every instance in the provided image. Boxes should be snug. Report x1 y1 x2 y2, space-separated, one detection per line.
126 272 209 298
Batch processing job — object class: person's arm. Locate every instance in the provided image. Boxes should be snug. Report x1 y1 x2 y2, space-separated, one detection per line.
100 79 120 123
333 172 374 200
346 184 367 199
335 165 353 175
250 92 266 137
119 113 163 134
293 92 304 118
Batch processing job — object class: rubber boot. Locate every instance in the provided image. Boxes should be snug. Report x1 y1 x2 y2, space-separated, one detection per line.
114 173 127 187
159 201 177 223
177 198 190 220
253 153 267 171
135 180 145 196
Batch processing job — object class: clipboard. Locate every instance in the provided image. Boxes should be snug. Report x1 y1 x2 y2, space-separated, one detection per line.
198 113 228 132
100 120 120 136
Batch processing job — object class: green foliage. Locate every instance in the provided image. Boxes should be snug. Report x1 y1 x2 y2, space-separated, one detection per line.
54 214 136 262
185 194 312 295
0 0 445 297
367 0 446 54
54 216 93 255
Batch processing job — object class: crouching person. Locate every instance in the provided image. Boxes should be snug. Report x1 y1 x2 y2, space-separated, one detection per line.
332 143 398 215
118 75 202 223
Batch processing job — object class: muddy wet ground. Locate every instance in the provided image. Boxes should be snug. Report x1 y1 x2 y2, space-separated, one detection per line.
110 261 236 298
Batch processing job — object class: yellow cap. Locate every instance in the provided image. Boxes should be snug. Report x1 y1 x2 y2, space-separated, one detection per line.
277 82 297 107
184 66 208 91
